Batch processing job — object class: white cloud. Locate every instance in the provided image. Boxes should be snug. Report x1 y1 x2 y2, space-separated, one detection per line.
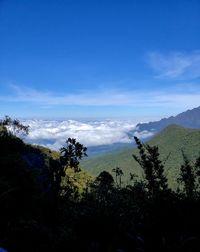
22 119 153 150
147 51 200 79
0 85 140 106
1 84 200 110
133 130 154 139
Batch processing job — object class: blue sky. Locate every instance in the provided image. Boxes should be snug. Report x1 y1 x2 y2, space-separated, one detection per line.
1 0 200 120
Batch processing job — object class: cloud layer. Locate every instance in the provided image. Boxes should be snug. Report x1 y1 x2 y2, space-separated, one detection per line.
1 84 200 110
23 119 153 150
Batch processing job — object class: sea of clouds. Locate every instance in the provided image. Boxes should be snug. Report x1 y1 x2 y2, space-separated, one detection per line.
22 119 154 151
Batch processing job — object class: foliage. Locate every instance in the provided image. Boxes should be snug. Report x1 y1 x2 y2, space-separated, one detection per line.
112 166 124 187
92 170 114 191
82 124 200 188
2 119 200 252
61 168 93 199
133 136 168 196
60 138 87 172
50 138 88 197
177 151 200 198
0 115 29 136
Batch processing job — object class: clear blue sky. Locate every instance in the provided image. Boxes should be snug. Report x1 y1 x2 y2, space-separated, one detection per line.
1 0 200 120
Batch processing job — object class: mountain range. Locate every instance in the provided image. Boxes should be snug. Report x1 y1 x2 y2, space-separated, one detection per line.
136 106 200 133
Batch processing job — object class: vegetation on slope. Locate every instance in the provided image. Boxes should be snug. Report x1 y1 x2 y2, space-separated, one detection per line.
2 117 200 252
82 124 200 188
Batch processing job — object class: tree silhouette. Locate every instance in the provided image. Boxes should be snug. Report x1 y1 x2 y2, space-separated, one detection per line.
53 138 88 197
60 138 87 172
177 151 196 198
3 117 200 252
92 171 114 204
112 166 124 187
94 171 114 188
133 136 168 196
0 115 29 136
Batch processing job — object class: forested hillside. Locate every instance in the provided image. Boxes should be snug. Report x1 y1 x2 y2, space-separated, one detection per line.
82 124 200 188
1 118 200 252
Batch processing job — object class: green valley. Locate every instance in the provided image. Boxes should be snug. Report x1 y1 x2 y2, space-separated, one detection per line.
82 124 200 188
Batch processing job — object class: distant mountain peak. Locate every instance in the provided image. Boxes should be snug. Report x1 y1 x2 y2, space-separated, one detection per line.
136 106 200 132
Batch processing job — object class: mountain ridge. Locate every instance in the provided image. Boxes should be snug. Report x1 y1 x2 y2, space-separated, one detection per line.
136 106 200 132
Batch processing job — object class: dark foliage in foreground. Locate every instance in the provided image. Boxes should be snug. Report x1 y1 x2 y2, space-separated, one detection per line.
1 119 200 252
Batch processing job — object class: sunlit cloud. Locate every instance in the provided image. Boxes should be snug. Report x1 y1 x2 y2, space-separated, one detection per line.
23 119 138 149
147 51 200 79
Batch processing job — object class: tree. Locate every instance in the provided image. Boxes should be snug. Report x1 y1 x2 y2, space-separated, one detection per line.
92 171 114 202
0 115 29 136
50 138 88 198
195 156 200 177
60 138 87 172
94 171 114 189
133 136 168 196
177 151 200 198
112 166 124 187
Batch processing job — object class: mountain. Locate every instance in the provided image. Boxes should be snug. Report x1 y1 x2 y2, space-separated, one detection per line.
136 106 200 133
0 127 92 194
81 124 200 188
86 142 134 157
